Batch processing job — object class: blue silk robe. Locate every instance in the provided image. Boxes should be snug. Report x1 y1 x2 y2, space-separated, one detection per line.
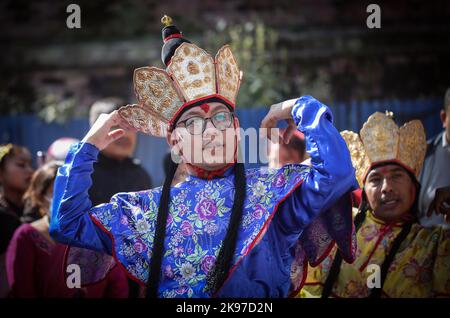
50 96 359 298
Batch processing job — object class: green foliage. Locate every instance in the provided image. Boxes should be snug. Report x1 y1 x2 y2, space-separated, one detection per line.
0 68 36 115
204 19 291 108
36 94 80 124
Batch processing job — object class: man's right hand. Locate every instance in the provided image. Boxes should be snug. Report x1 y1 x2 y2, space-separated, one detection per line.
82 110 137 151
260 98 298 144
427 185 450 222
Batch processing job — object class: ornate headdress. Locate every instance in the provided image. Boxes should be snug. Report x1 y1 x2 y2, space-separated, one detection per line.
118 15 242 137
0 144 13 164
341 111 427 187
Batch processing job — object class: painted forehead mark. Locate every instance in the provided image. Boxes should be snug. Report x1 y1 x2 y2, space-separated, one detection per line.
199 103 210 113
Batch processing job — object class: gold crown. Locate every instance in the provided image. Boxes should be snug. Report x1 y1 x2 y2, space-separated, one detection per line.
118 18 242 137
341 111 427 187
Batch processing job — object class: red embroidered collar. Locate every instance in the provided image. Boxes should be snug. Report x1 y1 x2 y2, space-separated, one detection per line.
187 163 235 180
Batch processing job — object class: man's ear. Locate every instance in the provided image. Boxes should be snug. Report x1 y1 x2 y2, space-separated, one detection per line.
166 128 185 163
166 128 173 147
440 109 447 127
233 116 240 129
233 116 241 143
166 128 180 147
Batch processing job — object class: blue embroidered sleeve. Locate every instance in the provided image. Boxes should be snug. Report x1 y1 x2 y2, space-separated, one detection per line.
277 95 358 235
49 142 113 254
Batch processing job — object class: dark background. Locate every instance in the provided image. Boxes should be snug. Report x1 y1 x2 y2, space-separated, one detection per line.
1 0 449 114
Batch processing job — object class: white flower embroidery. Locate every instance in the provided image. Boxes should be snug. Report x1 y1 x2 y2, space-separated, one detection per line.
131 205 142 217
136 219 150 233
180 262 195 281
251 181 267 197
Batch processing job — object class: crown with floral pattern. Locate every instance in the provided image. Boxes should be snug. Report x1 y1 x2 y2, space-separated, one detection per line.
341 111 427 187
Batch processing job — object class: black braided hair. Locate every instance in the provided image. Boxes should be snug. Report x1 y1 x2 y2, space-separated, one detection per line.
321 193 368 298
146 158 178 298
369 222 412 298
204 161 246 295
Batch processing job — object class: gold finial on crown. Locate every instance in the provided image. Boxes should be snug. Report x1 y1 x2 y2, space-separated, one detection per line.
385 110 394 118
161 15 173 27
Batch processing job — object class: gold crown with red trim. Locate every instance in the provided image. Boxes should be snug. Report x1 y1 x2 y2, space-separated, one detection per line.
118 15 242 137
340 111 427 187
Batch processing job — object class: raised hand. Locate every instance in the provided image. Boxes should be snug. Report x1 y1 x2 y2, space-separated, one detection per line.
82 110 137 151
260 98 298 143
427 185 450 222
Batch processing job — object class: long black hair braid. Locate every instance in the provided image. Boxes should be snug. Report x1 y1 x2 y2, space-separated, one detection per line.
146 158 178 298
204 161 246 296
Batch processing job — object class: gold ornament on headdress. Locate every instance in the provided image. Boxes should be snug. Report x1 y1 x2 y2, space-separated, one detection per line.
0 144 13 163
118 16 242 137
161 15 173 27
340 112 426 187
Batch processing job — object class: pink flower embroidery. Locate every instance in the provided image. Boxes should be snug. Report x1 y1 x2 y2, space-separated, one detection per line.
272 173 286 188
252 204 266 220
174 247 184 257
133 239 147 253
178 204 188 217
181 220 193 236
195 198 218 220
164 265 174 279
200 255 216 274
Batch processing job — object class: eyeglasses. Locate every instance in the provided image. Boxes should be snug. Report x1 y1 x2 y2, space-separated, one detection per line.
175 111 234 135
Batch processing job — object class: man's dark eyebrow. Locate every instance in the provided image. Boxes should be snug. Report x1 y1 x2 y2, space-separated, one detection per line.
367 172 381 179
179 105 229 121
178 109 204 121
390 167 407 174
368 166 406 178
212 105 228 112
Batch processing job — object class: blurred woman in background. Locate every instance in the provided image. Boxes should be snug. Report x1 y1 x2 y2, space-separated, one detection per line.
0 143 34 297
6 162 129 298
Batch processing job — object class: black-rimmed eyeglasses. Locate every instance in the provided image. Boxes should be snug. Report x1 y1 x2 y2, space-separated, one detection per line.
175 111 234 135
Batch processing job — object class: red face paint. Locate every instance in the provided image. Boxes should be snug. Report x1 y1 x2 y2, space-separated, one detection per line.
199 103 210 113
